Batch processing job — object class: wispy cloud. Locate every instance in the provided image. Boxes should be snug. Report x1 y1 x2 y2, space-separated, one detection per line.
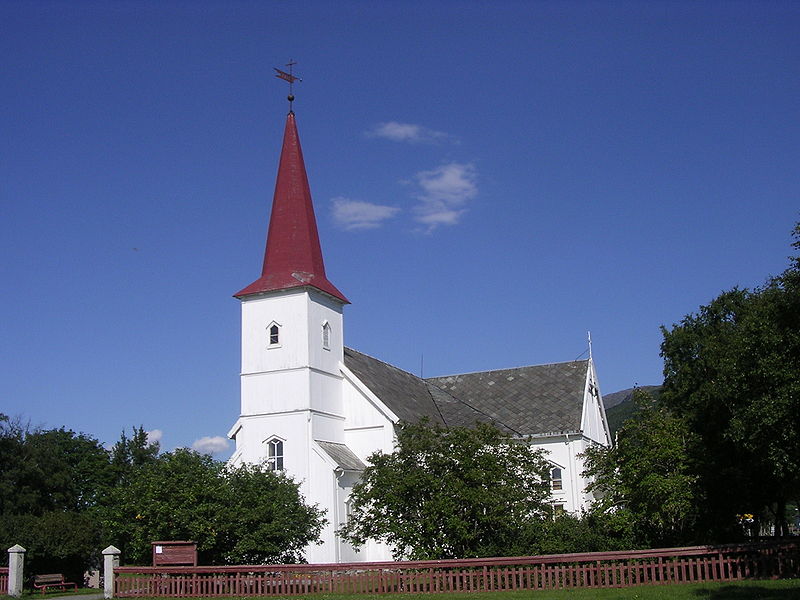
192 436 229 455
413 162 477 231
146 429 163 445
331 197 400 230
367 121 450 144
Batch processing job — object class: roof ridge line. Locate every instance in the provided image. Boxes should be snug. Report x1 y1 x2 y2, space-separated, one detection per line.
426 358 589 380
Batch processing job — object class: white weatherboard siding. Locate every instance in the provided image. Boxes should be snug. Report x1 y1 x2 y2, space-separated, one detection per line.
233 284 357 564
340 364 397 460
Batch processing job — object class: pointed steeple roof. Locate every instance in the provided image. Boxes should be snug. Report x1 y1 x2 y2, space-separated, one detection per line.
235 112 348 303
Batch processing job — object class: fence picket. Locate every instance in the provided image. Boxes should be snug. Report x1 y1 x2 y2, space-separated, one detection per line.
111 540 799 597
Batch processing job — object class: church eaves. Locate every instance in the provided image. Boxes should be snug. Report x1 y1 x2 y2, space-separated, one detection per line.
235 112 348 303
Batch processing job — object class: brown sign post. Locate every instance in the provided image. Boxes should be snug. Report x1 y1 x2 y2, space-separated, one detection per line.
151 541 198 566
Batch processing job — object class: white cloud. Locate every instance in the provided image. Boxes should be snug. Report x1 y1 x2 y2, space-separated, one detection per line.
367 121 449 144
146 429 163 444
331 197 400 230
413 162 477 231
192 436 230 455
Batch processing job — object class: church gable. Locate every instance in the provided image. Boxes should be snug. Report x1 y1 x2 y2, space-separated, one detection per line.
580 364 611 445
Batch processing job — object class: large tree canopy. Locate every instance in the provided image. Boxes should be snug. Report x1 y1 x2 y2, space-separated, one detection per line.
100 449 325 565
339 421 552 560
659 223 800 537
0 511 101 585
2 421 325 572
0 417 110 582
0 417 114 515
582 390 699 547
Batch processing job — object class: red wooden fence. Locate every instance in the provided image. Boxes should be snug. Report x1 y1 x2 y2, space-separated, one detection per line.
114 541 800 597
0 566 8 595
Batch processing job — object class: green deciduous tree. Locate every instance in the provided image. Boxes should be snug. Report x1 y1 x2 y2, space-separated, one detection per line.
0 418 114 515
582 390 699 547
110 426 160 485
339 421 552 560
660 222 800 538
217 462 325 564
0 414 29 514
0 511 101 586
532 510 638 555
100 449 325 565
25 428 116 513
0 419 114 582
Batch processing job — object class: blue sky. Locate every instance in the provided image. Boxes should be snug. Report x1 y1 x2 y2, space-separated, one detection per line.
2 1 798 456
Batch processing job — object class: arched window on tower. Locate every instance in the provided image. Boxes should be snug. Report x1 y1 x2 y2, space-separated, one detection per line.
322 321 331 350
267 322 281 347
266 438 284 471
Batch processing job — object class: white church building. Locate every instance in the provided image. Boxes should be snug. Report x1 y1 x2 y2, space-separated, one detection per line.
227 109 611 564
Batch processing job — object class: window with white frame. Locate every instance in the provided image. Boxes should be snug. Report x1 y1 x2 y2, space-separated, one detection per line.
322 321 331 350
343 498 353 525
267 322 281 346
266 438 284 471
550 467 563 491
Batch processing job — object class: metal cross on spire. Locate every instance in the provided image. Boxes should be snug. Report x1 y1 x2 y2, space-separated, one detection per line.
274 60 302 112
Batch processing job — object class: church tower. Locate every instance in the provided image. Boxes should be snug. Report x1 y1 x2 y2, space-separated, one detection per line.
227 111 350 553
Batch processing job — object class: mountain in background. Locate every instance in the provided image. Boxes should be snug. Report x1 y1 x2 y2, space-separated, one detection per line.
602 385 663 437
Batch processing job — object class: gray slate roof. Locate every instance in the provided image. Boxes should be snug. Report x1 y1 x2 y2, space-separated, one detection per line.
315 440 367 471
428 361 589 435
344 347 442 423
344 347 588 436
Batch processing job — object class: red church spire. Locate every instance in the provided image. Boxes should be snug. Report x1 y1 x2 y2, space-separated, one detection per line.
234 112 348 303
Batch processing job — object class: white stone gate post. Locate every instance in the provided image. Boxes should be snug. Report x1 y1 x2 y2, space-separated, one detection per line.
7 544 25 598
102 545 120 599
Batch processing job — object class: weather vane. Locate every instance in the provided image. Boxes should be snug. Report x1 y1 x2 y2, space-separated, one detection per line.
274 60 302 112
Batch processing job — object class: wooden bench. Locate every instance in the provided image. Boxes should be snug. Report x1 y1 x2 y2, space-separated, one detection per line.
33 573 78 594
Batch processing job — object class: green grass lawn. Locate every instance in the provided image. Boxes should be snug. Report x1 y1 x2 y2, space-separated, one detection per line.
5 580 800 600
305 580 799 600
10 579 800 600
391 580 800 599
3 588 102 599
